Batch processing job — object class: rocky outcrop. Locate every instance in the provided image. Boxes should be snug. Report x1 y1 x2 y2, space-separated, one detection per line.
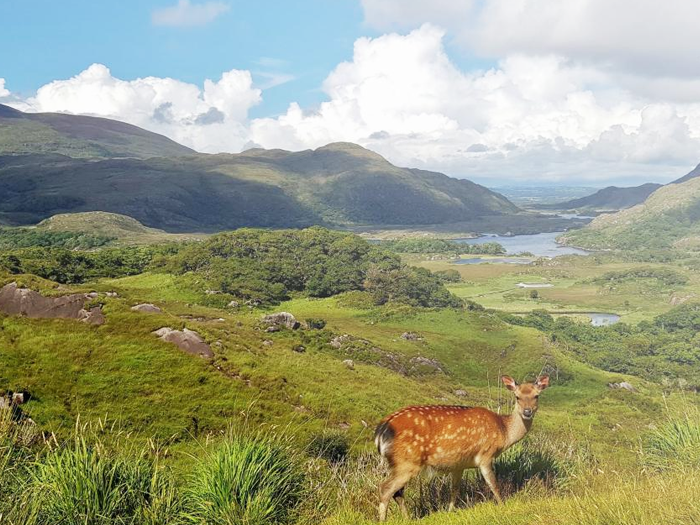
400 332 423 341
0 282 104 325
153 327 213 359
262 312 300 330
131 303 162 313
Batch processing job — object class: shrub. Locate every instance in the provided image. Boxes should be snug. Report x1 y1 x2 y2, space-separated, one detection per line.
186 431 305 525
308 431 350 464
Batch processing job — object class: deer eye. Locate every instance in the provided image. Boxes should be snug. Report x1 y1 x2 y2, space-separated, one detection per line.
535 395 540 399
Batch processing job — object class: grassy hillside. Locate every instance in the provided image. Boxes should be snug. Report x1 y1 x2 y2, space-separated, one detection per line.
0 142 522 231
36 211 205 245
560 176 700 250
0 103 193 158
1 230 699 524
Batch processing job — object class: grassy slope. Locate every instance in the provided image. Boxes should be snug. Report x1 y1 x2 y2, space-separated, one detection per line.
0 269 666 465
538 183 662 213
0 103 193 159
561 176 700 250
1 263 698 524
35 211 206 245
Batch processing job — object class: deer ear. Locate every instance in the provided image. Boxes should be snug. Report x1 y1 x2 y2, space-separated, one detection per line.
501 375 517 391
535 375 550 390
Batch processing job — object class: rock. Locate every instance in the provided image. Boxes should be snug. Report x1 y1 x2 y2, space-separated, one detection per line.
131 303 162 313
105 292 119 297
227 300 240 308
400 332 423 341
153 327 213 359
330 334 354 349
265 325 281 333
262 340 274 347
342 359 355 370
454 389 468 397
86 292 99 299
80 306 106 326
205 290 222 295
292 345 306 353
262 312 300 330
0 282 90 320
608 381 636 392
409 356 444 374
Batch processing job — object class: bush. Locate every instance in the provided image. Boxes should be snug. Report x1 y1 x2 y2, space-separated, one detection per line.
308 431 350 464
186 431 305 525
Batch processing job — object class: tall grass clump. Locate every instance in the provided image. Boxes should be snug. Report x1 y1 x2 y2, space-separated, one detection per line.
16 428 181 525
644 407 700 471
185 430 305 525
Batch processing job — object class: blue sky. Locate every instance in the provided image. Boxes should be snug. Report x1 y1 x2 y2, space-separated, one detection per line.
2 0 700 185
2 0 372 117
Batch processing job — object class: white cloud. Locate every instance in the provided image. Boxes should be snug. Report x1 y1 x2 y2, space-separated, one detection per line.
361 0 700 78
152 0 229 27
0 79 10 98
251 25 700 182
361 0 475 32
23 63 261 153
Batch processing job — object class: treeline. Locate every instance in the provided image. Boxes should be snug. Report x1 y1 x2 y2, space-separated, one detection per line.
502 303 700 385
379 238 505 255
0 245 177 284
0 227 114 250
160 227 463 308
0 227 463 309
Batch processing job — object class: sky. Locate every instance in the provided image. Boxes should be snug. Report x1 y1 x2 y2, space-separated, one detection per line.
2 0 700 186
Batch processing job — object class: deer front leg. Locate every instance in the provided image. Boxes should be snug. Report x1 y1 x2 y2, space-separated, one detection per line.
448 468 463 511
478 461 503 505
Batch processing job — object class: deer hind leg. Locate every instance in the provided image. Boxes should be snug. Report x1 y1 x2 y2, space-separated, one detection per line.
478 461 503 505
379 465 419 522
448 468 464 512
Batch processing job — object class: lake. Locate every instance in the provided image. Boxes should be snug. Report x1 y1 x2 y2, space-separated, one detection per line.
456 231 589 258
588 313 621 327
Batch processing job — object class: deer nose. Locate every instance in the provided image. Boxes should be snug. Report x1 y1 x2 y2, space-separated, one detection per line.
523 408 533 418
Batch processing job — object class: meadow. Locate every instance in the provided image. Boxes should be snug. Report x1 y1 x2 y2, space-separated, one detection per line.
0 229 699 524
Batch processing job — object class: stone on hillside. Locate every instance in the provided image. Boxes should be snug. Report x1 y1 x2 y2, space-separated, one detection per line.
608 381 636 392
262 312 300 330
342 359 355 370
131 303 162 313
0 282 105 324
205 290 222 295
11 393 25 405
262 340 274 347
400 332 423 341
330 334 354 349
409 356 444 374
105 291 119 297
80 306 106 326
454 389 468 398
292 345 306 353
265 325 281 333
227 300 240 308
153 327 213 359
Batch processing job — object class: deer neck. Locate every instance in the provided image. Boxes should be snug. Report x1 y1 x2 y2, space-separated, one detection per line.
502 413 532 449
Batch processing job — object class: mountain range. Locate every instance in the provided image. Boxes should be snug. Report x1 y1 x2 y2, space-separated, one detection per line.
0 104 523 231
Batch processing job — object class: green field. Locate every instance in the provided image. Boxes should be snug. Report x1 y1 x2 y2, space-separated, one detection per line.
1 229 699 524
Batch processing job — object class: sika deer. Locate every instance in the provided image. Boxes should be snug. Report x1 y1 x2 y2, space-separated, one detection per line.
374 375 549 521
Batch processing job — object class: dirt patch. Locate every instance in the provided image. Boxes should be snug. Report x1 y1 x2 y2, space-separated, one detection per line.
153 327 213 359
0 282 105 325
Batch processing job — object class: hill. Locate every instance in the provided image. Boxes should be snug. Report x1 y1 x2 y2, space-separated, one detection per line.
540 183 662 213
0 103 194 158
671 162 700 184
559 174 700 250
36 211 204 244
0 142 522 231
